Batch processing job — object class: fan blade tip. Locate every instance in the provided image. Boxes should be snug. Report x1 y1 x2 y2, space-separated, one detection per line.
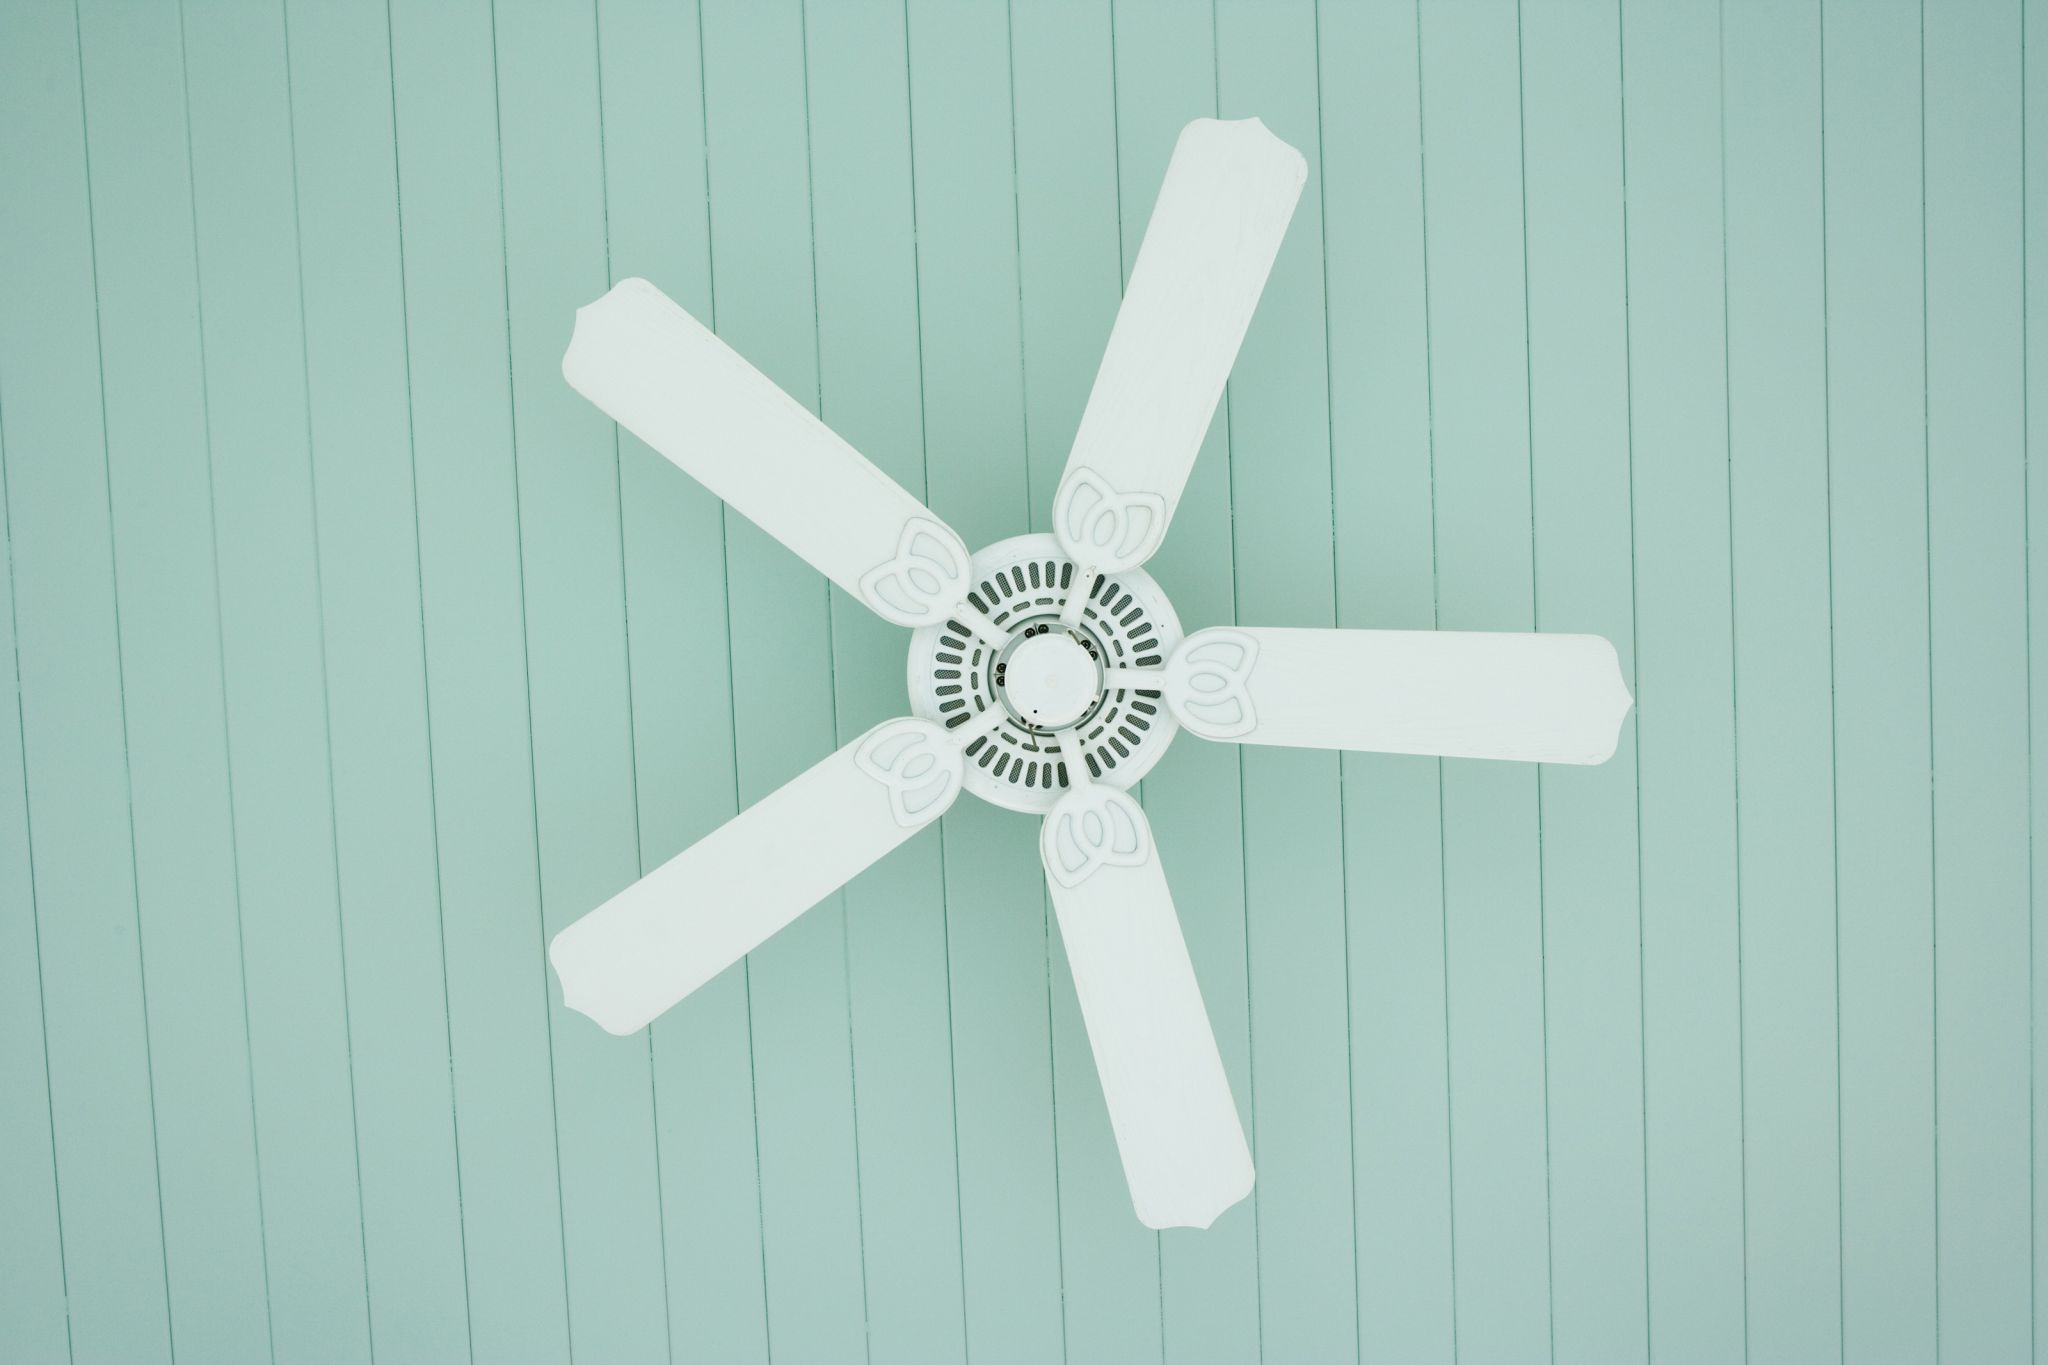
1527 637 1633 766
573 1000 651 1038
591 275 662 306
1577 729 1624 768
551 971 650 1037
562 316 590 376
1178 115 1308 187
545 925 640 1035
1180 112 1280 146
1135 1166 1256 1231
544 923 575 974
561 299 613 390
1590 635 1635 763
563 276 673 372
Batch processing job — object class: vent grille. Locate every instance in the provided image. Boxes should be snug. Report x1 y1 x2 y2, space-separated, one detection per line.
906 533 1183 814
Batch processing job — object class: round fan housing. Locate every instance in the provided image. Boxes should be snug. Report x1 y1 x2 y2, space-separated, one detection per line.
906 533 1182 813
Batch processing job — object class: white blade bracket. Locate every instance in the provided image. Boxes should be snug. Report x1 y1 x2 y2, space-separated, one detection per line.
1051 118 1307 575
551 716 982 1035
1163 626 1633 765
564 278 972 628
1039 738 1255 1230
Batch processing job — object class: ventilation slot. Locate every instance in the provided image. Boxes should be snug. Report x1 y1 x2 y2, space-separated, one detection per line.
908 536 1181 812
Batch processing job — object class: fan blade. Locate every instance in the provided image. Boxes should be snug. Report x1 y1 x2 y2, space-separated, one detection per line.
1040 779 1254 1229
1051 118 1307 573
1164 626 1633 765
550 718 967 1035
564 278 971 628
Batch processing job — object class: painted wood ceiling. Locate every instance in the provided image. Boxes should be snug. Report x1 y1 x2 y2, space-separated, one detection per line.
0 0 2037 1362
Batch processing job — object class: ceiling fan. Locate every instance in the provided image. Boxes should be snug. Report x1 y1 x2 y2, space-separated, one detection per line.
548 117 1632 1231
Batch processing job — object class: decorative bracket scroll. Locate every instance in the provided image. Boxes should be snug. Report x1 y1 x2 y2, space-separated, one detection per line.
1164 629 1259 739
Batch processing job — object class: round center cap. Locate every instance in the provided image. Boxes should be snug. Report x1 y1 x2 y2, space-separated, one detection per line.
1003 633 1099 729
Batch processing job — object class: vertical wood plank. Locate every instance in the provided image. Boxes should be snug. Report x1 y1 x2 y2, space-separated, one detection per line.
2028 0 2048 1351
803 2 974 1358
1924 1 2033 1358
282 3 475 1358
697 2 871 1358
1011 0 1123 531
1104 7 1264 1361
1213 2 1356 1358
70 1 276 1358
590 0 772 1359
1416 2 1553 1356
181 0 374 1355
0 312 75 1365
493 0 671 1355
1621 3 1746 1360
1822 1 1939 1358
385 0 574 1355
1011 3 1167 1358
1519 4 1652 1361
1321 0 1459 1360
902 3 1069 1360
1722 5 1844 1362
0 7 173 1361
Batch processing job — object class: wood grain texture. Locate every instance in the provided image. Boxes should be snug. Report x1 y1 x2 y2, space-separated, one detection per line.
0 1 2032 1360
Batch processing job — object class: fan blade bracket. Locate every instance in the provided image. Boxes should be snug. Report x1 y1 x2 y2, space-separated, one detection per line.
1162 629 1261 739
563 278 972 627
1041 781 1154 889
1052 467 1170 574
855 516 973 628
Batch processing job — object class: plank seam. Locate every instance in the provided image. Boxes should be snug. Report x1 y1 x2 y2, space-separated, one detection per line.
1208 4 1269 1361
1305 7 1367 1363
377 0 478 1353
172 0 282 1353
0 297 79 1365
585 5 683 1360
482 1 580 1344
67 2 178 1352
689 9 777 1359
1409 4 1463 1359
793 2 878 1355
894 5 976 1355
1712 3 1755 1359
995 3 1079 1357
275 7 383 1352
1511 4 1563 1360
1613 0 1659 1354
1815 5 1851 1362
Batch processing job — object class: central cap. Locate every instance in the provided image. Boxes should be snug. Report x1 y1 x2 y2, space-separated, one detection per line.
1002 633 1100 729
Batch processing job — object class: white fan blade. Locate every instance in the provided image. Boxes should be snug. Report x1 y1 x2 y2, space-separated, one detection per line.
1051 118 1307 573
1040 779 1254 1229
550 718 966 1034
564 278 971 627
1164 627 1633 765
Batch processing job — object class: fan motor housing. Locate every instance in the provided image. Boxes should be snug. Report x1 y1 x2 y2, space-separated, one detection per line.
906 533 1183 813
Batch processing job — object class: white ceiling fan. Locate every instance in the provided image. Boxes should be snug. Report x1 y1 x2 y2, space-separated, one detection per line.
548 117 1632 1231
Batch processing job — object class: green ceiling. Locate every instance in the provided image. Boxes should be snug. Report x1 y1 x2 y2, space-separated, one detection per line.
0 0 2037 1362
